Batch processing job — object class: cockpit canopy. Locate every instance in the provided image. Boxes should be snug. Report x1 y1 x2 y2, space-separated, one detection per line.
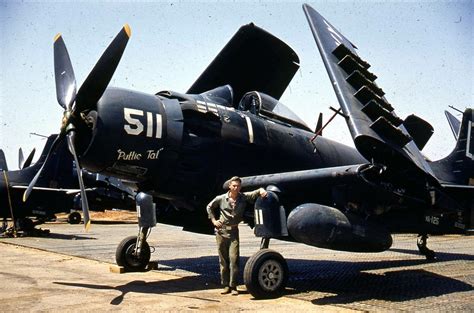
157 85 234 108
238 91 311 131
158 85 311 132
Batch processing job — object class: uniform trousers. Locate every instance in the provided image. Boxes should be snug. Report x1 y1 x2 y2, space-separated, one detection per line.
215 229 240 287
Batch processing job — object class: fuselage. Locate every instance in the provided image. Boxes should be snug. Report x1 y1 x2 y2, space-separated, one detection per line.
73 87 472 236
78 87 366 211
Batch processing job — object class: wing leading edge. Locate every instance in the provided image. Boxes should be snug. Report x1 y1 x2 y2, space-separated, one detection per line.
302 4 437 183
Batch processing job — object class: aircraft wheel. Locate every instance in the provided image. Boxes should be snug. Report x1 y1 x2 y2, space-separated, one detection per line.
67 212 82 224
244 249 288 299
115 236 151 272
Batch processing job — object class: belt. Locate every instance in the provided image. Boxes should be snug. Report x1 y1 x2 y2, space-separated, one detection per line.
222 225 238 230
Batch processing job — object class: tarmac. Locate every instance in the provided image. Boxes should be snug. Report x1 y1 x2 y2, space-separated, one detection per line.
0 214 473 312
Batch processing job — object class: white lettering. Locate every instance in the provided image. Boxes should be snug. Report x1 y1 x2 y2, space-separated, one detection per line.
146 112 153 137
124 108 144 136
146 148 163 160
425 215 440 225
123 107 162 139
117 149 142 161
155 114 162 139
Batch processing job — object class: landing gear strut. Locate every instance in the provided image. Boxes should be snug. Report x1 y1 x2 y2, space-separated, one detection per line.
115 192 156 271
115 228 151 271
244 237 288 299
417 234 436 260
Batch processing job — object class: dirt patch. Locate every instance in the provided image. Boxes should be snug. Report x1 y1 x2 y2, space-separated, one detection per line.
56 210 137 223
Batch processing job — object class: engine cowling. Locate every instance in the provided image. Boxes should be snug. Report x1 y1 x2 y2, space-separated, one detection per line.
79 88 183 183
287 203 392 252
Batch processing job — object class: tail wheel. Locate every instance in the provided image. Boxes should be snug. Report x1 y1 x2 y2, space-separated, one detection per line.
244 249 288 299
67 212 82 224
115 235 151 271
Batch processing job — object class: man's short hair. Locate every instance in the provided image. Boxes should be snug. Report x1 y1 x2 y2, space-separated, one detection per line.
228 176 242 185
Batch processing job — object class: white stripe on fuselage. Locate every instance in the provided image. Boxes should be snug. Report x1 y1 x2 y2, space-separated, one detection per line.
466 121 473 159
244 115 254 143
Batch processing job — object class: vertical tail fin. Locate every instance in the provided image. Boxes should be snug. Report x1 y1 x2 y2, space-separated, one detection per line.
445 110 461 141
432 109 473 185
0 149 8 171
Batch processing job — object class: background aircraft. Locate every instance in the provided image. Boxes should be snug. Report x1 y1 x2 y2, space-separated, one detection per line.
0 150 8 172
21 4 472 299
18 147 36 170
1 134 135 233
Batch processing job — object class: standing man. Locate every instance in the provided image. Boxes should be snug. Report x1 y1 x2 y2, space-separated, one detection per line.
207 176 267 295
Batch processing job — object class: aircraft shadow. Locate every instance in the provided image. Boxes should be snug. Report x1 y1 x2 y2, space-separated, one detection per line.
157 253 473 303
53 252 473 306
389 248 474 261
44 233 97 240
54 277 221 305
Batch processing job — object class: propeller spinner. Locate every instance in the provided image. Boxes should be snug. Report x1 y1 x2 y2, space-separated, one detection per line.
23 25 131 231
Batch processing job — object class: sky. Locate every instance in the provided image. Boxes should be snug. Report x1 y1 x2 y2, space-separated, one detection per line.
0 0 472 169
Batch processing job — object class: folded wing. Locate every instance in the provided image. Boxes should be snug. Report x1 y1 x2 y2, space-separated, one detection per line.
187 24 300 108
303 4 437 183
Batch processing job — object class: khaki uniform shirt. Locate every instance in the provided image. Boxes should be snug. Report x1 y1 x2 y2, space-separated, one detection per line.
207 189 261 237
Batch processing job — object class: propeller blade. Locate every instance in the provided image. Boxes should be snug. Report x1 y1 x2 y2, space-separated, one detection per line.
67 131 91 231
18 148 24 169
23 134 64 202
74 25 131 114
54 34 77 111
22 148 36 169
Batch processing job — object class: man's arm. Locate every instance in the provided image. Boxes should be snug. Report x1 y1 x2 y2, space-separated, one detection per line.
244 188 267 201
207 196 223 228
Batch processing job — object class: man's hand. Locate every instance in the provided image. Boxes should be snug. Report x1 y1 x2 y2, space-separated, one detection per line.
212 218 223 229
259 188 268 198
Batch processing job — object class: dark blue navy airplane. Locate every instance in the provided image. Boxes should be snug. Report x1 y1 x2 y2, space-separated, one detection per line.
1 134 135 232
22 4 472 298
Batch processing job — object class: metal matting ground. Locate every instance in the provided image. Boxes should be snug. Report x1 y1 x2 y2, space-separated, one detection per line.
1 220 473 312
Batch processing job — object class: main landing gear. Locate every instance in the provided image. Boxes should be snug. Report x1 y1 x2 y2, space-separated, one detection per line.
116 232 151 271
115 192 155 271
417 234 436 260
244 237 288 299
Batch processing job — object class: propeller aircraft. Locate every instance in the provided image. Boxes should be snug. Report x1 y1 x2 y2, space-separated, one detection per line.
20 4 472 298
1 134 135 233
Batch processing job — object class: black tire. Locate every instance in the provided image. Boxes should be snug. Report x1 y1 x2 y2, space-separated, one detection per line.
115 236 151 272
67 212 82 224
244 249 288 299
